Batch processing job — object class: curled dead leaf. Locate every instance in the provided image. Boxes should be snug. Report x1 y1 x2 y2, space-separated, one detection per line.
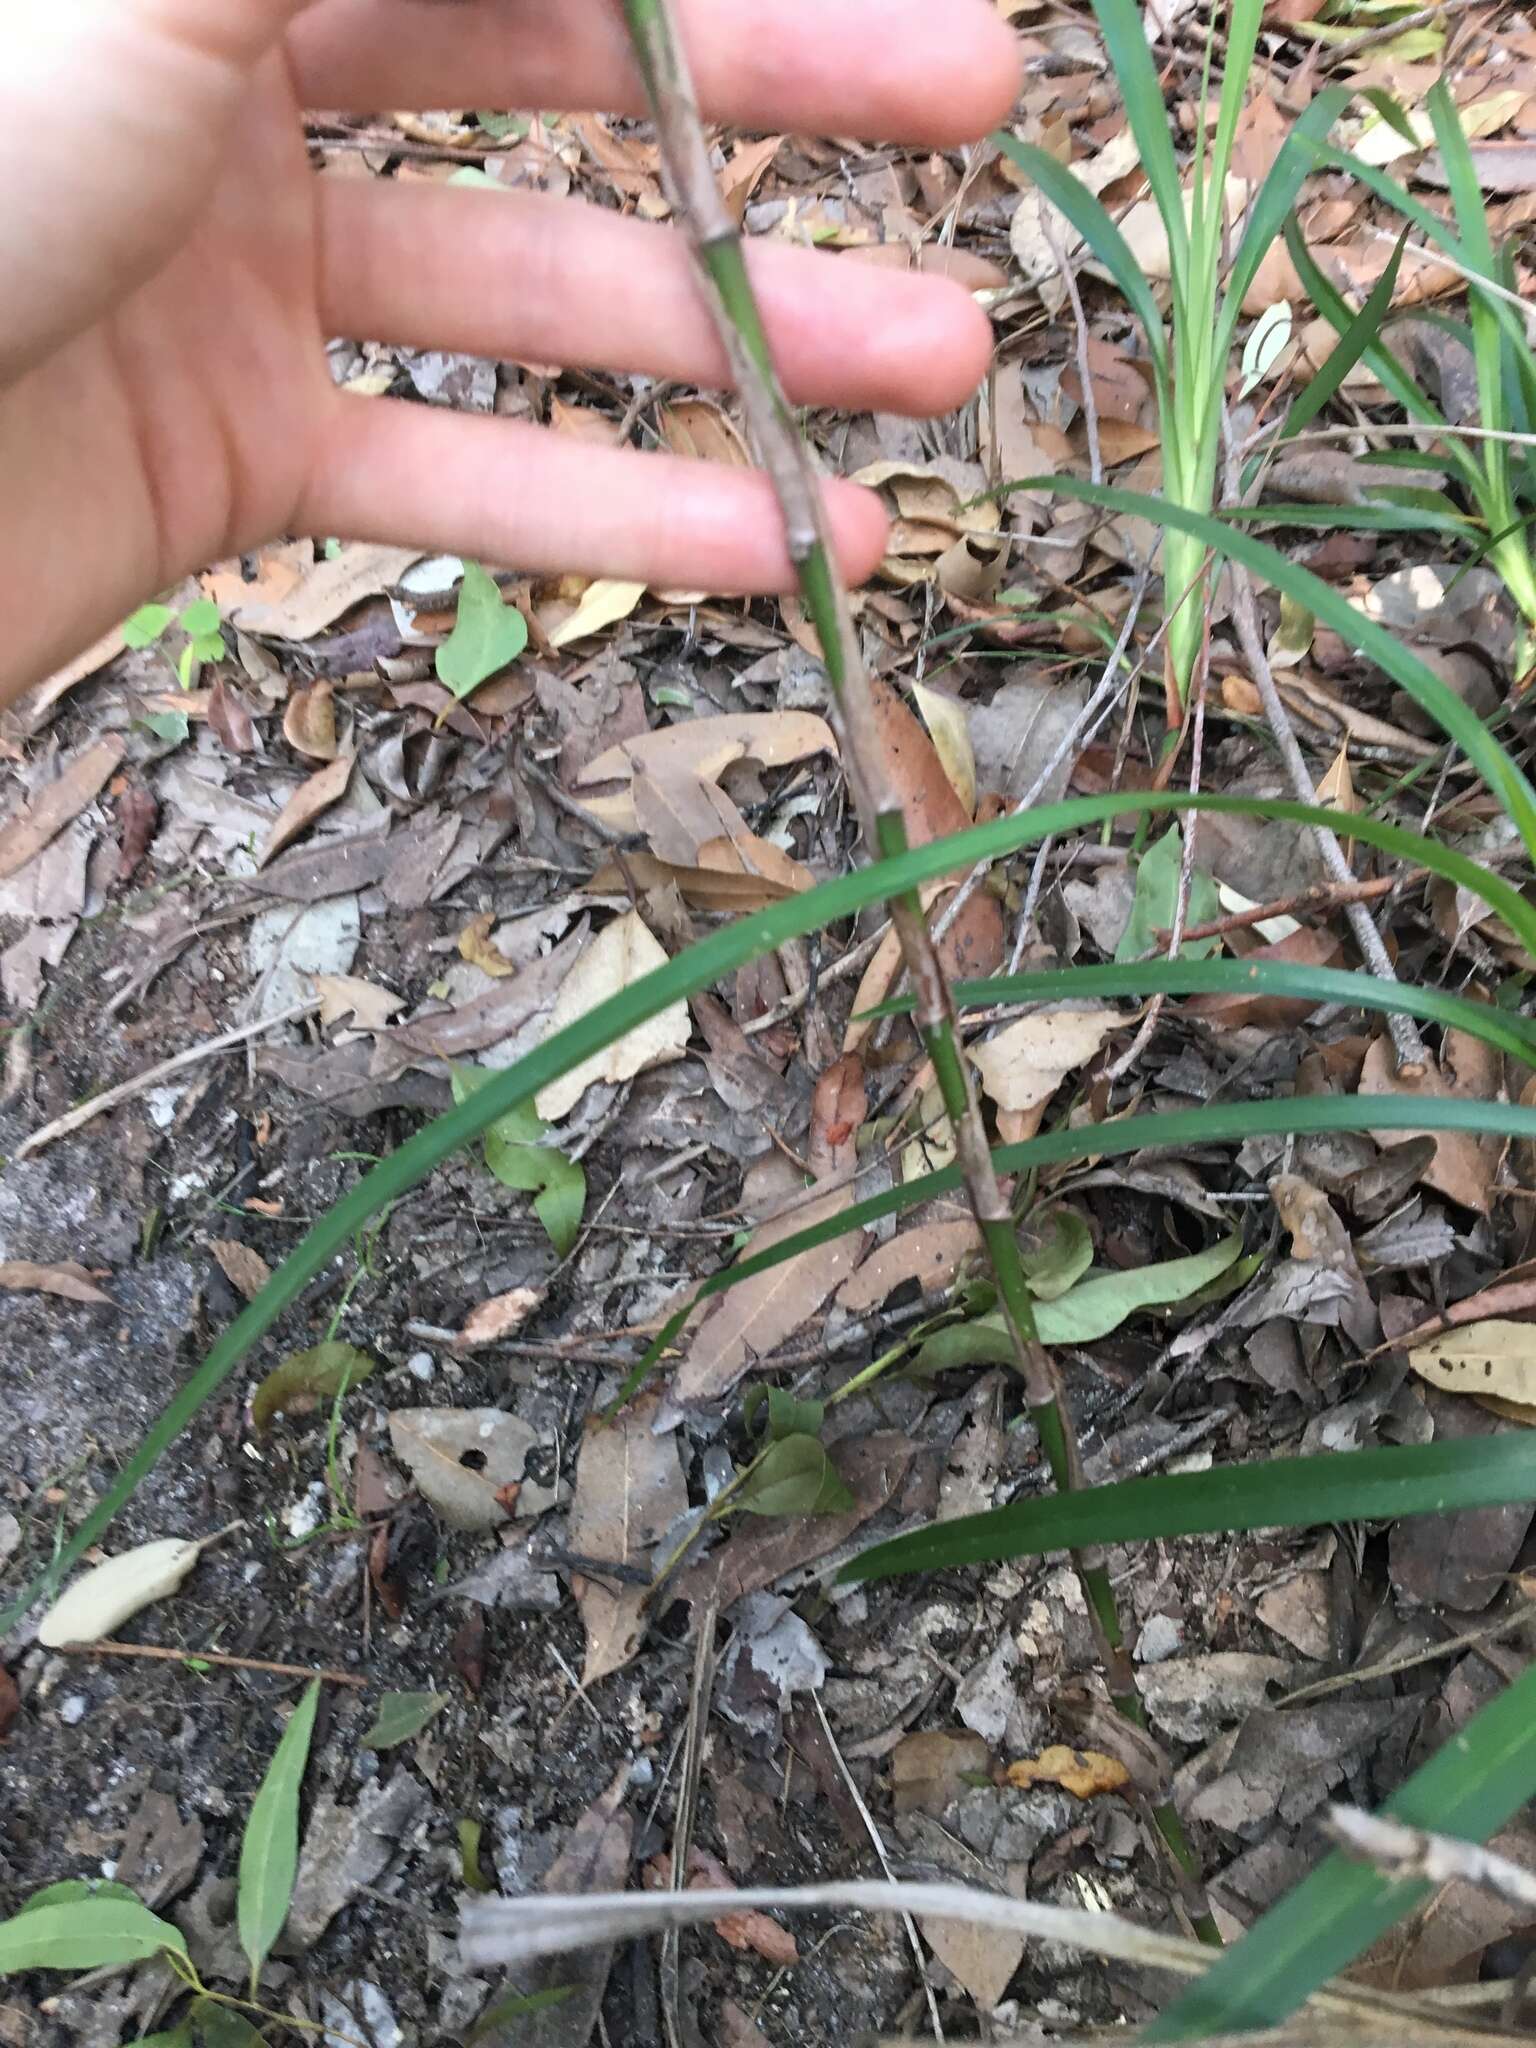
283 681 339 761
256 753 354 869
1003 1744 1131 1799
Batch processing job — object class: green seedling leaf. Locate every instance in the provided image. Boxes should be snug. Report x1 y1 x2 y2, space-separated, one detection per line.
452 1067 586 1257
178 599 222 639
189 2004 265 2048
1239 302 1292 398
359 1689 448 1750
11 788 1535 1638
237 1679 320 1995
744 1384 826 1444
18 1878 144 1913
458 1818 492 1892
0 1896 187 1974
915 1234 1242 1371
141 710 190 746
447 167 508 192
475 111 530 141
1021 1209 1093 1301
1115 827 1220 963
436 562 529 699
468 1985 577 2042
844 1426 1536 1584
251 1341 375 1431
124 2031 194 2047
122 603 174 649
736 1436 855 1517
1361 85 1421 148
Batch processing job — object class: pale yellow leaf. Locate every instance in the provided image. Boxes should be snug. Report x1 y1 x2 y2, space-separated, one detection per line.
912 683 977 818
547 577 647 649
575 711 835 834
970 1007 1116 1114
1408 1320 1536 1417
535 910 689 1119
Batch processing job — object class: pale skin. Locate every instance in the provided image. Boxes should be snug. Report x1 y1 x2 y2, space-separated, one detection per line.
1 0 1020 703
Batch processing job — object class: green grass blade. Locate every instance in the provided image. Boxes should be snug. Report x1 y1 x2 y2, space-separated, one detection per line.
1088 0 1190 291
1001 476 1536 857
1219 85 1351 363
1224 500 1473 538
614 1093 1536 1410
1277 225 1409 445
1146 1659 1536 2036
874 959 1536 1066
992 133 1169 387
843 1430 1536 1582
238 1679 320 1997
5 788 1526 1634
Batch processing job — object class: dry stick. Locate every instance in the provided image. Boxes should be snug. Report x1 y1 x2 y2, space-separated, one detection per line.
1323 1804 1536 1912
616 0 1214 1938
1174 870 1403 945
1225 571 1427 1073
59 1640 366 1687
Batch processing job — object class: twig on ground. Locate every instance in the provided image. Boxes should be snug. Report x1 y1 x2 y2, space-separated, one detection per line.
1323 1804 1536 1912
1173 871 1402 944
14 1000 318 1159
57 1640 365 1687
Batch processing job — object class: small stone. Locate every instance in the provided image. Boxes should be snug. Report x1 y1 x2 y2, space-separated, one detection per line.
58 1694 88 1726
1136 1614 1183 1664
406 1351 434 1382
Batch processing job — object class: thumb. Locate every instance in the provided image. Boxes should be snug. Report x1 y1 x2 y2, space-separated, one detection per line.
136 0 320 67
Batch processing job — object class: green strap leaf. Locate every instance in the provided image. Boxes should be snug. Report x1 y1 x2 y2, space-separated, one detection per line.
0 1896 187 1974
1146 1656 1536 2037
237 1679 320 1995
843 1428 1536 1583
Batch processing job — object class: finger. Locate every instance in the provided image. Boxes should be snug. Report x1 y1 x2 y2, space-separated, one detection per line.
319 183 994 417
296 394 889 592
290 0 1020 149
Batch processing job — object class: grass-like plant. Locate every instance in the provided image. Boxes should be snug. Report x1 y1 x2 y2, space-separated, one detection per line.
997 0 1350 716
8 4 1536 2032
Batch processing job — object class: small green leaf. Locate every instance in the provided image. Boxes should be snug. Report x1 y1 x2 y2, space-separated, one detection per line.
189 632 226 665
237 1679 321 1994
141 710 190 745
1021 1209 1093 1301
744 1385 826 1444
189 2003 265 2048
458 1817 492 1892
436 563 529 699
475 111 530 141
1115 827 1221 963
447 166 508 192
17 1878 144 1913
736 1436 855 1517
0 1897 187 1974
178 599 222 639
1361 85 1424 146
123 2031 194 2048
251 1341 375 1431
468 1985 577 2042
176 644 199 690
122 603 174 649
359 1690 448 1750
453 1067 586 1256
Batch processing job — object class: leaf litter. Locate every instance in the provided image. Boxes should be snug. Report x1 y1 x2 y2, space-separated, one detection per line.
10 11 1536 2041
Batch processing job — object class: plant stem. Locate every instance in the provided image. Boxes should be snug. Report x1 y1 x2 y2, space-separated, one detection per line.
617 0 1216 1937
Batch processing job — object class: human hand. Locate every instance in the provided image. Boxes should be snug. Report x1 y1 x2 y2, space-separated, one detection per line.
1 0 1019 698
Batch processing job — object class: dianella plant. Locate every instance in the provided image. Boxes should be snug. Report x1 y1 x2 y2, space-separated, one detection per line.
997 0 1350 719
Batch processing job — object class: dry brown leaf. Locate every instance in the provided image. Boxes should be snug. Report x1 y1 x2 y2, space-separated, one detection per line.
911 683 977 817
207 542 420 639
971 1007 1116 1114
0 738 124 881
837 1219 980 1315
675 1059 867 1405
1003 1744 1131 1799
207 678 257 756
256 753 354 869
0 1260 111 1306
632 768 751 865
12 625 126 736
547 577 647 650
589 850 801 913
454 1287 544 1351
387 1407 537 1530
892 1729 992 1818
1408 1321 1536 1422
922 1885 1028 2011
283 681 339 762
574 711 835 834
695 833 814 892
691 1851 799 1965
1358 1030 1505 1214
206 1240 272 1302
567 1392 686 1683
720 134 784 221
658 397 753 466
1185 928 1343 1029
310 972 405 1034
457 912 515 980
535 911 690 1120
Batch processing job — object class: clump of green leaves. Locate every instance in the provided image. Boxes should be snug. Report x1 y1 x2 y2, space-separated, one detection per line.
452 1064 585 1256
123 595 226 689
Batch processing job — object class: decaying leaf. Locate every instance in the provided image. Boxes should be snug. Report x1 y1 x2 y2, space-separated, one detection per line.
252 1341 375 1430
892 1729 992 1817
283 682 338 761
256 754 354 870
547 577 646 649
455 1287 544 1351
204 542 419 639
458 912 516 979
207 1240 273 1303
911 683 977 817
310 972 405 1034
1359 1031 1505 1215
1003 1744 1131 1799
388 1407 540 1530
37 1537 204 1647
836 1219 980 1315
971 1007 1117 1116
0 1260 111 1306
654 1847 799 1967
566 1392 686 1685
573 711 835 834
0 738 124 881
1408 1321 1536 1423
534 911 690 1121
